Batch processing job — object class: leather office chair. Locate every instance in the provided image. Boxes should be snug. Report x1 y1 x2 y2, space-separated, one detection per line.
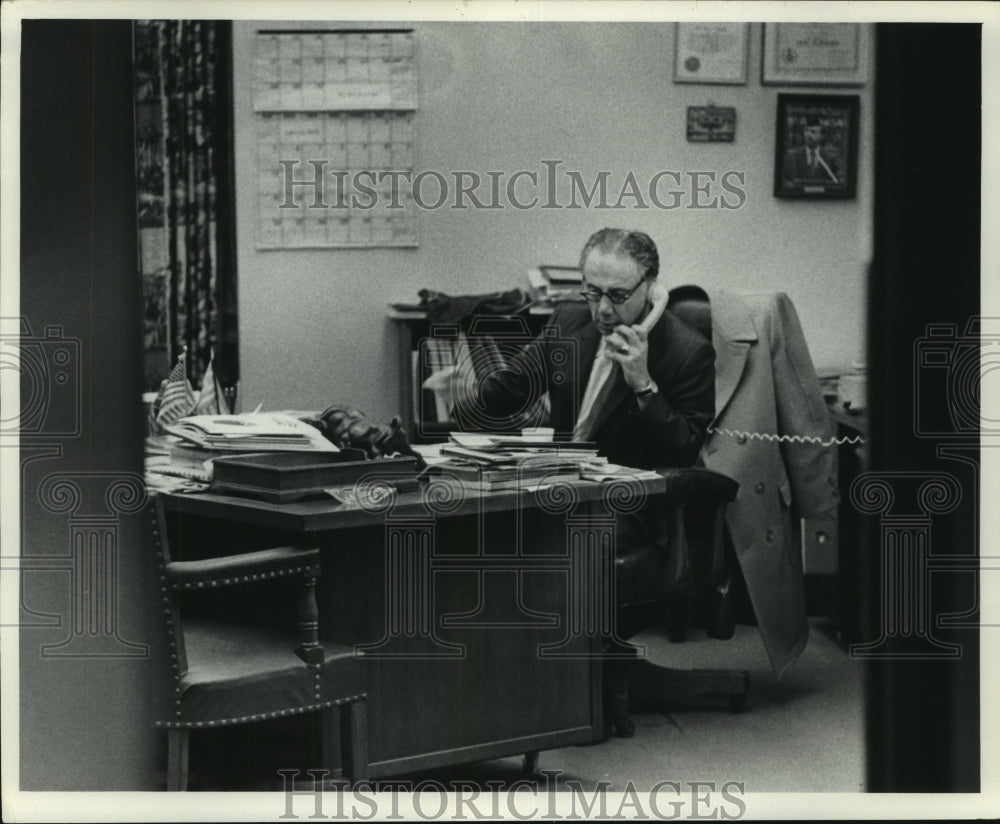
150 497 368 790
663 285 745 643
607 466 748 737
666 286 713 357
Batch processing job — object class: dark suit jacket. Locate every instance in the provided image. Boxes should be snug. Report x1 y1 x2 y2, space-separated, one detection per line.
473 302 715 470
782 145 840 183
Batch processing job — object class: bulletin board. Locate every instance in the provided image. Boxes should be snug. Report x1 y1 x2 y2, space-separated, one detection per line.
254 29 418 249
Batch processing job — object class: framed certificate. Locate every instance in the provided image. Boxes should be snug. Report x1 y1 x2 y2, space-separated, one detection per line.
674 23 749 85
762 23 871 86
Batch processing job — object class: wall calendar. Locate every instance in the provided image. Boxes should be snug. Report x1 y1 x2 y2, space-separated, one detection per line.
254 29 418 249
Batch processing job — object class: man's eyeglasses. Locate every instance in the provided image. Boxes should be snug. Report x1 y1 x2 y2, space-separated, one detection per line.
579 279 646 305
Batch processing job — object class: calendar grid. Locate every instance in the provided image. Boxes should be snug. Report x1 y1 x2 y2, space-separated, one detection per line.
254 30 418 249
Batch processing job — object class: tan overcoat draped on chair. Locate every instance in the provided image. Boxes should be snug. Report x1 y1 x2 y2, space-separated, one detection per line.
698 290 840 678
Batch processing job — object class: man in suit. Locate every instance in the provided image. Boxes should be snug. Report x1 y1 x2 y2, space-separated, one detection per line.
457 229 716 641
783 117 841 184
465 228 715 471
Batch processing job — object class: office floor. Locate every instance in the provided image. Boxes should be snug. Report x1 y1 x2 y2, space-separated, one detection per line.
195 617 864 793
399 617 865 793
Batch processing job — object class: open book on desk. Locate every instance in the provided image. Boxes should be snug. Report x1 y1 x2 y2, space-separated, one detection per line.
164 413 337 452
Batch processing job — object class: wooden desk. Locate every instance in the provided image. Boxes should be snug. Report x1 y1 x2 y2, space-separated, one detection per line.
160 473 665 778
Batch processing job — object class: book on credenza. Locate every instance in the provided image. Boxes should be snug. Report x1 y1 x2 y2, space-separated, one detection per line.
163 413 338 452
526 266 584 304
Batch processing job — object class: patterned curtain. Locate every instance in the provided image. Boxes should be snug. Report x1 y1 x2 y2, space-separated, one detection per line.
142 20 238 391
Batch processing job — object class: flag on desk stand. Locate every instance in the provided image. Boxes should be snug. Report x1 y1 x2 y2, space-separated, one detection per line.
192 352 231 415
146 391 161 438
155 349 195 429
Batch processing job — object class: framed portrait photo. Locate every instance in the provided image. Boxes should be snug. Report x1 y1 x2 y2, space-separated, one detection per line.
774 94 859 199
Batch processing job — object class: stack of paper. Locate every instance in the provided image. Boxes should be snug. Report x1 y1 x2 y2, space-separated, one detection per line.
164 413 338 452
434 432 606 491
144 439 213 491
447 432 598 452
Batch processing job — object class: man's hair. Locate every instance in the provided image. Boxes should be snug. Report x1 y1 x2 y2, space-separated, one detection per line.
579 228 659 281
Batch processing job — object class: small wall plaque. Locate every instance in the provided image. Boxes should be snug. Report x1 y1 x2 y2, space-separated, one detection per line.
686 106 736 143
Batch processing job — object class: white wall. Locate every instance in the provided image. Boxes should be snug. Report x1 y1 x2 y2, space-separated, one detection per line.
233 21 873 421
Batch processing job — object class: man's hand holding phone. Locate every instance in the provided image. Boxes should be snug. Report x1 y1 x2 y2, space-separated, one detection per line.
604 281 668 395
605 325 652 392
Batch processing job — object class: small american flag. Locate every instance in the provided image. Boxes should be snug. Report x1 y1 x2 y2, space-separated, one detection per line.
155 351 195 428
192 352 230 416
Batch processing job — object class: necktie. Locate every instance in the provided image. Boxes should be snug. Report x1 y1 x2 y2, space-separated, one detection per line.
573 349 619 442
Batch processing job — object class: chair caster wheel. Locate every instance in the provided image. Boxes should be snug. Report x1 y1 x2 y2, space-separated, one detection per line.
728 693 747 713
610 717 636 738
523 751 540 775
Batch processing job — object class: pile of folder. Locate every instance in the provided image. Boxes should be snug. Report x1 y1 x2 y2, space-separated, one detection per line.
433 433 609 491
146 412 337 491
163 413 337 452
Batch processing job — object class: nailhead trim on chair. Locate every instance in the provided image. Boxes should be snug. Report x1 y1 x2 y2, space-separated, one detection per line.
150 504 365 733
150 511 186 717
171 564 322 590
154 693 368 729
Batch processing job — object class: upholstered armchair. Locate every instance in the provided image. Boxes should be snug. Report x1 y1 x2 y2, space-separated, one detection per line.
150 497 368 790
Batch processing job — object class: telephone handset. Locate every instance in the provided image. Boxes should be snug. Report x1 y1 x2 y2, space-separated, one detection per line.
635 281 669 336
602 282 668 356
